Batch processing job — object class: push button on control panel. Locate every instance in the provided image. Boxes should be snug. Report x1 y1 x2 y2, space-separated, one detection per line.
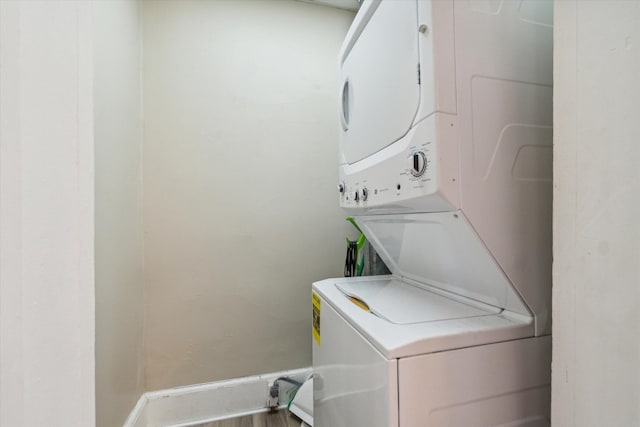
410 151 427 177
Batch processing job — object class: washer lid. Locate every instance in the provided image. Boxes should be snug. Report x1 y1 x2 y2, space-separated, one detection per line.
356 211 530 317
313 276 534 359
336 279 493 325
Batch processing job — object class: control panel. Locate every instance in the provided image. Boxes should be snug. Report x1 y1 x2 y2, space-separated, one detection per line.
337 115 458 213
340 144 434 206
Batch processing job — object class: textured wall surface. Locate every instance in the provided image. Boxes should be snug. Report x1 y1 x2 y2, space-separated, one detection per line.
553 2 640 426
94 1 145 426
142 0 355 390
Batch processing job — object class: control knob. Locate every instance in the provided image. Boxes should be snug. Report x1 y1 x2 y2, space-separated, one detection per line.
361 187 368 201
410 151 427 177
337 182 345 194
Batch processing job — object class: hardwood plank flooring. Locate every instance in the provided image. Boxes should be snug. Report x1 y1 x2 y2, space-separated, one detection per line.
196 410 302 427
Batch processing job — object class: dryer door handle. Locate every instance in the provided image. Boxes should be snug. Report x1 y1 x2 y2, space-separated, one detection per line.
341 78 350 131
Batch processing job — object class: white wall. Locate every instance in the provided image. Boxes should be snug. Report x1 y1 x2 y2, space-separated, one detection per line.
141 0 355 390
93 1 144 426
553 2 640 426
0 1 95 426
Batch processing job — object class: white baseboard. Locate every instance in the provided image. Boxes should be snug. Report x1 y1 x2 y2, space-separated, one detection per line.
124 367 312 427
124 393 149 427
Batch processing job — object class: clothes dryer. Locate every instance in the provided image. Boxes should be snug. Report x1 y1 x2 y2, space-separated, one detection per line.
313 0 553 425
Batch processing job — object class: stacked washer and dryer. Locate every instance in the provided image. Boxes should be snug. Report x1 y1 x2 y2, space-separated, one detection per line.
312 0 553 426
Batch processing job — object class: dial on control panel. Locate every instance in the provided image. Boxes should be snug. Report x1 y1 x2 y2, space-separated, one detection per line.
361 187 368 201
337 184 368 203
410 151 427 177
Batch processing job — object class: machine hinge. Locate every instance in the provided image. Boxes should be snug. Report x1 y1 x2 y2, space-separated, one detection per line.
417 63 421 85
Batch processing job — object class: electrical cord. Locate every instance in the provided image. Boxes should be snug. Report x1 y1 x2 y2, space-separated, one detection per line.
273 376 303 388
344 240 357 277
269 376 304 411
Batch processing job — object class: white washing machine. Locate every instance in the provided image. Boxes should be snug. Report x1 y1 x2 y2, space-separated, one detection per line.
313 0 553 426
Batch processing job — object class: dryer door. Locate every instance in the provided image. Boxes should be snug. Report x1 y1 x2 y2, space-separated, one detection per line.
340 0 421 165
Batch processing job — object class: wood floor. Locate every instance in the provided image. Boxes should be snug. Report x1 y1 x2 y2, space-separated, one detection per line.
196 410 303 427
